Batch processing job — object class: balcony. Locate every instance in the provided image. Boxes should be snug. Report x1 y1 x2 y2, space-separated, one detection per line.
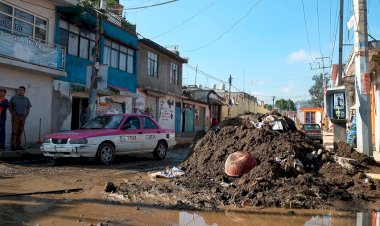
0 30 66 77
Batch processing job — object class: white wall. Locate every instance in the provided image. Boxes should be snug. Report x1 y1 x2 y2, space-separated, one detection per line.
0 66 53 146
52 80 71 131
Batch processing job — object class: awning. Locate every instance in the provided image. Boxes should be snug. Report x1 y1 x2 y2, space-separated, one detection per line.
108 85 137 98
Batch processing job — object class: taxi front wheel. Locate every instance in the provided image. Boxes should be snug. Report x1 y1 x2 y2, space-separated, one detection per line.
153 141 167 160
97 143 115 165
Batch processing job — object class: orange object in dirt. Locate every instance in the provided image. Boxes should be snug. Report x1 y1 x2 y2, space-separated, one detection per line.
225 151 257 177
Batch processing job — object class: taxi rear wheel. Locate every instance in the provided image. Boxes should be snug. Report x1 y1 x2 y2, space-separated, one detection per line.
153 141 167 160
97 143 115 165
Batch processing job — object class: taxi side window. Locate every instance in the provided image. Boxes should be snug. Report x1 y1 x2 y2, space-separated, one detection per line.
141 116 159 129
123 116 140 130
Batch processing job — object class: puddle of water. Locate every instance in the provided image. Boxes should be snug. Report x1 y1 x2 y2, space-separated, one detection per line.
3 194 378 226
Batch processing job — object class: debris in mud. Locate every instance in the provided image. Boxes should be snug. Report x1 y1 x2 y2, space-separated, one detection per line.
104 181 117 193
115 113 380 211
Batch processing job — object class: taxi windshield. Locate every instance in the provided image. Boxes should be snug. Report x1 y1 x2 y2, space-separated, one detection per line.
82 115 124 129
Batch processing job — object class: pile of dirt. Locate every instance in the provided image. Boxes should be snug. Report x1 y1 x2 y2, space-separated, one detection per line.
116 114 380 211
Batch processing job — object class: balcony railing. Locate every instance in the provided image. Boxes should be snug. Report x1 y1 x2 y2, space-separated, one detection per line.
0 29 65 71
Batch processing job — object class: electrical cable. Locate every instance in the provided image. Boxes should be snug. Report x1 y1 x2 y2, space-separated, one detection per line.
152 0 217 39
301 0 313 59
316 0 322 56
330 0 340 61
185 0 264 52
185 64 228 84
123 0 179 10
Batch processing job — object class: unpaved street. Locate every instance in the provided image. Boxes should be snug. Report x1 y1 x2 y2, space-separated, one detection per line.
0 147 190 226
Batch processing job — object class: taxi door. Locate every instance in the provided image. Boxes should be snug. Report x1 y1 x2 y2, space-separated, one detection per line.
140 116 164 150
118 116 144 152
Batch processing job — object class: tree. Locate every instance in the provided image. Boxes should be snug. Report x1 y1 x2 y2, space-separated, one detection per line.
264 104 273 110
308 73 330 107
275 99 296 111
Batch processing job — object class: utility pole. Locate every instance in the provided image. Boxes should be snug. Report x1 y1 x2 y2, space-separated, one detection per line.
353 0 372 156
333 0 347 149
311 55 331 129
272 96 275 110
195 64 198 87
228 74 232 118
89 6 102 120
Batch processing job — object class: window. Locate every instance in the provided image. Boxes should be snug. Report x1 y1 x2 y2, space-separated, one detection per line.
305 112 316 123
141 116 159 129
103 38 135 73
0 2 47 40
59 19 96 60
148 51 158 77
170 62 179 85
123 116 140 130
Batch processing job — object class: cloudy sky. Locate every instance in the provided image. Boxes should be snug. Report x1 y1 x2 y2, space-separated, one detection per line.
120 0 380 103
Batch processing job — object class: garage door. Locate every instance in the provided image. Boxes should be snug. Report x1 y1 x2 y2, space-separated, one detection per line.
2 87 16 148
146 95 158 120
110 102 124 113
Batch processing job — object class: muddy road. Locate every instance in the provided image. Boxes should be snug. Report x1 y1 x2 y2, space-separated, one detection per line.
0 147 190 226
0 136 379 226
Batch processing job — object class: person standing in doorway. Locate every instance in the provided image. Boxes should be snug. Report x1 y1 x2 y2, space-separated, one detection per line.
9 86 32 151
80 106 90 127
0 88 9 151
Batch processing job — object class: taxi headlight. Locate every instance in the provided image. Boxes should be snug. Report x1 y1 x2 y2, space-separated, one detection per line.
69 138 88 144
43 138 51 144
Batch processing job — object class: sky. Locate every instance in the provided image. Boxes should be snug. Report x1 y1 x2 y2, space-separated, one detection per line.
120 0 380 104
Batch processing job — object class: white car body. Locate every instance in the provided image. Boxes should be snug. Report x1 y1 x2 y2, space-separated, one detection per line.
40 114 176 164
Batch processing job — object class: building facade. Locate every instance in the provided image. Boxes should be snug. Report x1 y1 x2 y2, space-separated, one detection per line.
0 0 67 148
297 108 323 125
52 5 138 131
137 39 188 131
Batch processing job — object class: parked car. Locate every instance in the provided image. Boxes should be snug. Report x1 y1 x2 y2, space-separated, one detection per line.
40 114 176 165
301 123 323 143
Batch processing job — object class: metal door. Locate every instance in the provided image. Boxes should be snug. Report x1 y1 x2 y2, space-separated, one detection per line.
146 95 158 120
184 109 194 133
199 106 206 130
175 103 181 133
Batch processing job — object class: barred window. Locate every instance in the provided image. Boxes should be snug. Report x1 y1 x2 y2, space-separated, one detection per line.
103 38 135 73
170 62 179 85
59 19 95 60
147 51 158 77
0 2 47 40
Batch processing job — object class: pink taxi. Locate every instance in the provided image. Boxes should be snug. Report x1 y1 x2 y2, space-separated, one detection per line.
40 114 176 165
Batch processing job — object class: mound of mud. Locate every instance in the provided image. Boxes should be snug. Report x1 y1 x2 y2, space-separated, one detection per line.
117 115 380 211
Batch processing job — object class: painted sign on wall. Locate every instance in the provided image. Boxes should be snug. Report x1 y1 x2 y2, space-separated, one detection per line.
158 96 175 130
0 30 64 70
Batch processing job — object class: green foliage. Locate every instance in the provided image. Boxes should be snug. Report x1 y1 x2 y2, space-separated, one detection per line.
275 99 296 111
308 73 330 107
264 104 273 110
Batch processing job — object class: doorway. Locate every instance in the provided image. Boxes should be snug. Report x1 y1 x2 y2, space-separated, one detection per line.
71 97 88 129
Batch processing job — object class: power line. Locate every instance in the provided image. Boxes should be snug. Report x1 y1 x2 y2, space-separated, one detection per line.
186 0 264 52
185 64 227 84
301 0 313 58
316 0 322 55
152 0 217 39
124 0 179 10
330 0 340 61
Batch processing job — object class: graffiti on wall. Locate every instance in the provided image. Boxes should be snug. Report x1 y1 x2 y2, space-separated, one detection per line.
158 96 175 129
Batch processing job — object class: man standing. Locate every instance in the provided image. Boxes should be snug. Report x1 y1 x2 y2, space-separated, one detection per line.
80 106 90 127
9 86 31 151
0 88 9 151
